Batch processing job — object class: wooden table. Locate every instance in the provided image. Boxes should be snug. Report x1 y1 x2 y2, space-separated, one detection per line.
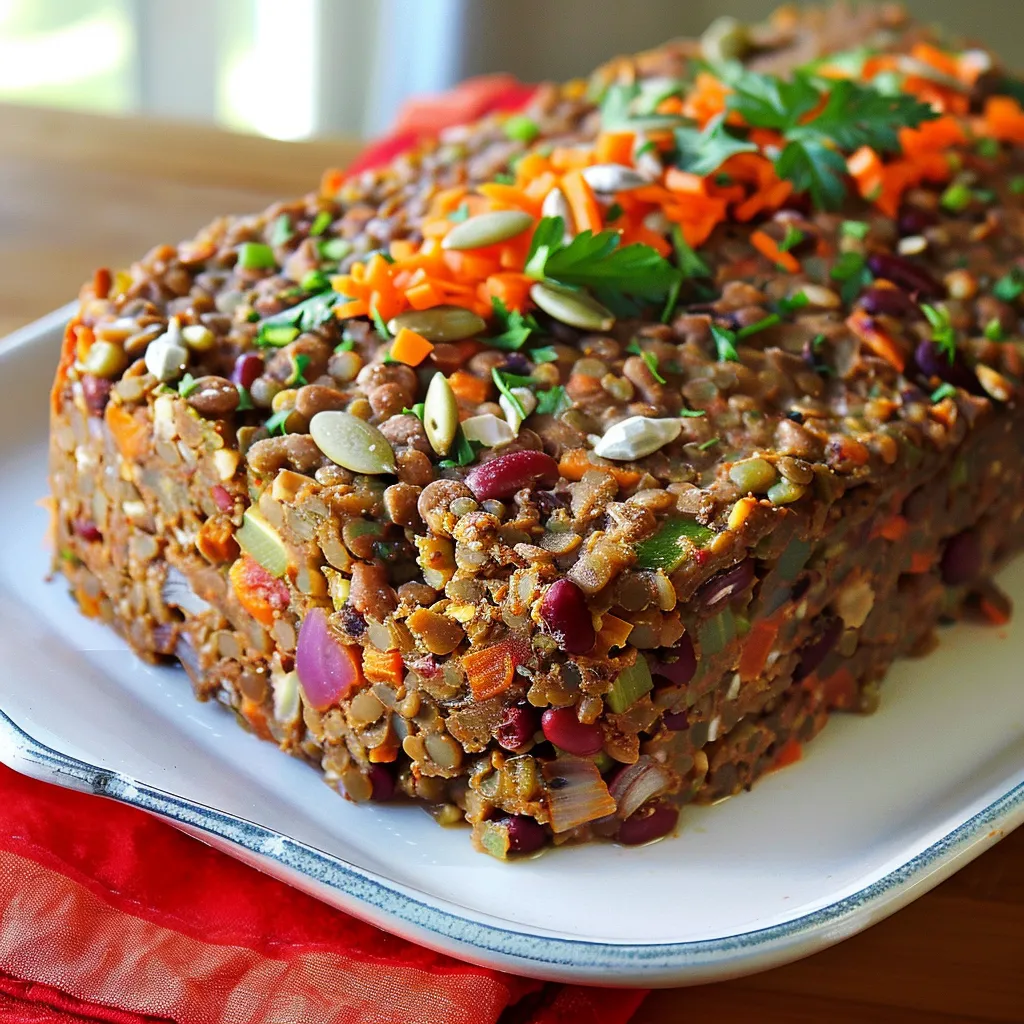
1 103 1021 1024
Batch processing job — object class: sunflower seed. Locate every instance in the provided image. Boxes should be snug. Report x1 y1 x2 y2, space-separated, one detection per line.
423 372 459 456
700 15 751 63
442 209 534 251
310 410 397 474
592 415 682 460
581 163 650 193
530 282 615 332
387 305 487 342
461 413 515 448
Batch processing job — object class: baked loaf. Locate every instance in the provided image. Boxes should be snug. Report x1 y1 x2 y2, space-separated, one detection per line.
50 5 1024 856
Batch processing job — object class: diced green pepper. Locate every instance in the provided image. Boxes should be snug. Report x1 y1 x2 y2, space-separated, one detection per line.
238 241 276 271
635 516 715 572
606 657 653 714
698 607 736 658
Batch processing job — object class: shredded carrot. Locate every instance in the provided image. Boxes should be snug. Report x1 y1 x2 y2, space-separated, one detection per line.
389 327 434 366
463 641 517 701
846 311 906 372
772 737 803 770
74 585 102 619
229 556 290 628
105 403 149 462
448 369 490 405
738 616 781 682
751 230 800 273
362 647 404 686
561 169 604 235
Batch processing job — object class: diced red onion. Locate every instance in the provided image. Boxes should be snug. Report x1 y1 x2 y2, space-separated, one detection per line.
867 252 944 298
608 755 673 821
542 757 617 833
368 764 395 802
162 566 213 617
793 615 842 681
652 633 696 686
174 636 201 677
464 450 560 500
941 529 982 585
541 707 603 756
81 375 112 416
295 606 362 710
539 579 596 654
697 558 755 610
212 485 235 513
662 710 689 731
73 518 102 543
617 801 679 846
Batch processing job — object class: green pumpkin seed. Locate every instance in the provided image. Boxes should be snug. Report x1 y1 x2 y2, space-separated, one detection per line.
442 209 534 251
728 457 777 495
310 410 396 474
387 305 487 342
423 372 459 456
541 187 574 236
767 478 808 505
701 16 751 63
530 282 615 332
236 508 289 577
581 163 649 193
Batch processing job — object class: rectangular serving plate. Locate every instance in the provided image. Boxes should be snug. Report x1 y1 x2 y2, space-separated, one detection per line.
1 307 1022 987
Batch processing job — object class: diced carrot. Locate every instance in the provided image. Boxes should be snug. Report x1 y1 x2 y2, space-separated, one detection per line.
320 168 345 197
845 311 906 372
909 551 934 574
522 170 560 202
464 641 516 701
738 616 780 682
549 146 593 171
335 299 369 319
513 151 554 184
389 327 434 366
557 449 641 490
561 169 604 235
74 585 103 619
983 96 1024 143
477 182 539 214
772 737 803 770
483 272 533 311
595 130 635 166
229 556 290 628
362 647 404 686
389 239 418 261
369 288 405 324
751 230 800 274
874 514 910 543
405 281 444 310
448 369 490 405
592 614 634 658
664 167 707 195
105 403 149 462
430 185 469 216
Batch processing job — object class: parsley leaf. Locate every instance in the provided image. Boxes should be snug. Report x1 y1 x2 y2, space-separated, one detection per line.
438 429 477 468
309 211 332 236
529 345 558 363
778 224 805 252
402 403 425 420
488 297 539 351
600 82 687 132
921 303 956 363
535 385 570 416
777 291 810 315
673 114 758 177
177 373 199 398
830 250 874 304
931 382 957 402
775 138 850 211
710 323 740 362
259 291 338 342
984 318 1006 342
993 268 1024 303
492 368 528 420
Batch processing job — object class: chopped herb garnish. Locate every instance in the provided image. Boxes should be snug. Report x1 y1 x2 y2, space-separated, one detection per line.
286 353 311 387
264 409 292 436
976 137 1001 159
1012 177 1024 196
600 81 687 133
605 202 624 223
830 250 873 304
270 214 294 247
993 268 1024 302
535 385 570 416
777 291 810 315
941 182 973 213
984 318 1006 341
334 336 355 353
710 324 740 362
261 291 338 338
488 297 540 351
257 323 301 348
737 313 782 339
492 367 528 420
238 241 276 271
662 225 710 324
402 402 425 421
679 408 706 417
529 345 558 363
625 339 642 356
841 220 869 240
448 203 471 223
526 215 682 305
642 350 666 383
370 304 390 339
973 188 996 205
698 436 720 451
812 333 826 350
493 172 517 185
318 237 352 262
635 139 658 157
439 429 477 467
931 382 957 402
309 211 332 236
778 224 805 252
236 385 254 411
177 373 200 398
503 115 540 143
301 269 330 293
673 113 758 177
921 303 956 363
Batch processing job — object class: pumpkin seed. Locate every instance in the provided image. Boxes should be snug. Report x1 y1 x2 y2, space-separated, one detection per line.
423 372 459 456
530 282 615 332
460 413 515 448
701 15 751 62
236 508 289 577
541 187 575 239
310 410 396 474
592 415 681 460
581 163 650 193
767 478 808 505
387 305 486 342
81 340 128 379
442 209 534 250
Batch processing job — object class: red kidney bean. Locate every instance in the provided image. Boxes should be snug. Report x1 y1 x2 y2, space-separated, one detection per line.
859 287 922 320
867 252 945 298
81 375 112 416
941 530 982 585
211 485 235 513
617 801 679 845
505 814 547 854
539 579 596 654
653 632 696 687
697 559 755 610
73 518 102 542
231 352 264 390
465 450 560 501
897 207 939 236
368 764 395 801
662 709 690 731
793 615 843 681
541 707 603 756
496 704 539 751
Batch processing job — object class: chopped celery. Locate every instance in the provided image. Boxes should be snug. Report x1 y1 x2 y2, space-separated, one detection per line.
698 607 736 657
606 656 653 714
479 821 511 859
635 516 715 572
236 509 288 577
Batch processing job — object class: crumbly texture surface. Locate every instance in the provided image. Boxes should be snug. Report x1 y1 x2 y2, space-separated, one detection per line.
50 4 1024 857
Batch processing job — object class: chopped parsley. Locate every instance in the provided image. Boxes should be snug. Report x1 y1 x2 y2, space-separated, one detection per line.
993 268 1024 303
493 172 517 185
931 382 957 402
841 220 869 240
488 297 539 350
642 350 666 383
301 269 330 293
940 182 973 213
777 291 810 315
1012 176 1024 196
984 318 1006 342
334 336 355 353
976 137 1001 159
370 304 391 339
448 203 471 223
778 224 805 252
529 345 558 363
492 367 528 420
535 385 570 416
439 429 477 467
662 225 711 324
177 373 200 398
710 323 740 362
258 291 337 344
673 113 758 177
605 202 624 223
830 250 874 304
309 211 332 236
402 402 425 420
921 303 956 363
270 214 294 247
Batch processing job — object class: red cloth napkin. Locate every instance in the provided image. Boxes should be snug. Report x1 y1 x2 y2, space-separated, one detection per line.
0 78 650 1024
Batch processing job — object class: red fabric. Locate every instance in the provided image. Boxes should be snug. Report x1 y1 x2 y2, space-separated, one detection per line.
0 78 649 1024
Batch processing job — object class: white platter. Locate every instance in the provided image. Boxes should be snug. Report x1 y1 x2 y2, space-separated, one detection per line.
1 307 1022 987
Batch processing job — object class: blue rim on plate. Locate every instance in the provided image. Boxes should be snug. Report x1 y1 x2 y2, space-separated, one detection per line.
3 706 1021 986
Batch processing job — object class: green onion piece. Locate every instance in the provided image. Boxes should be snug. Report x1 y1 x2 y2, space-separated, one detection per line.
737 313 781 339
841 220 869 240
984 318 1005 341
334 337 355 353
402 402 425 421
976 137 1001 159
529 346 558 363
1012 176 1024 195
931 382 957 402
309 211 332 236
492 367 527 419
779 224 805 252
697 607 736 658
236 509 288 577
504 115 540 143
941 182 973 213
301 269 330 292
710 324 739 362
698 437 720 451
370 305 390 339
679 408 706 417
238 241 276 271
318 237 352 262
270 214 293 246
641 350 666 383
534 385 568 416
236 385 254 411
177 373 200 398
606 657 654 714
258 323 300 348
635 516 715 572
264 409 292 436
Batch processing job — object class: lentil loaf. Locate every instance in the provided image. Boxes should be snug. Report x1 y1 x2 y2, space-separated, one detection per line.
49 4 1024 857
